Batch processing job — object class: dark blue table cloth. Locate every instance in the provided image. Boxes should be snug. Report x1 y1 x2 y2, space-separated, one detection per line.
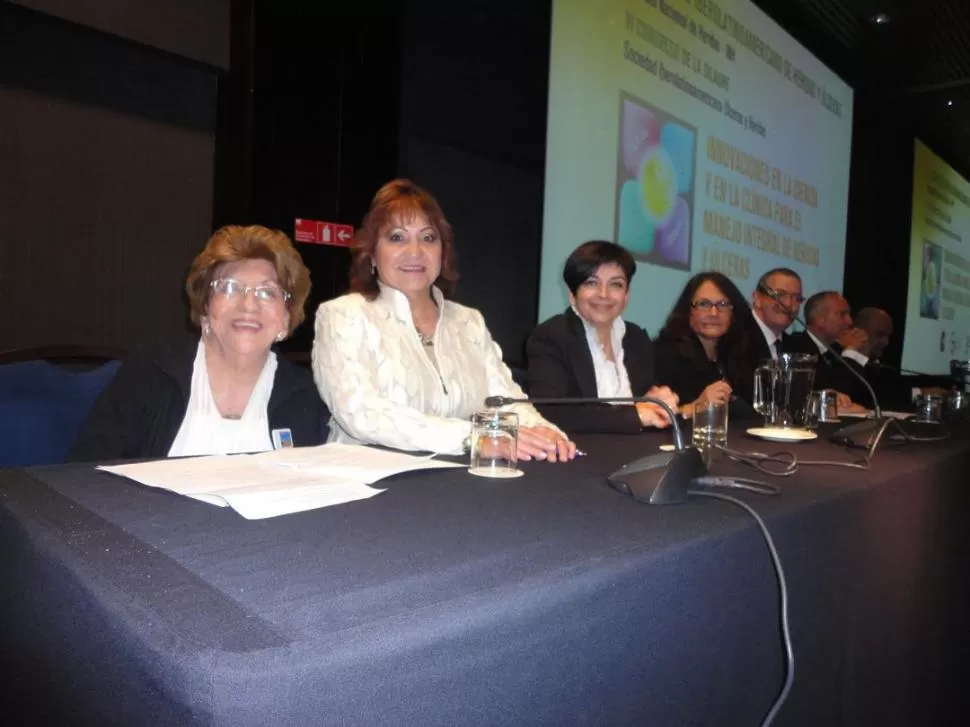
2 429 967 726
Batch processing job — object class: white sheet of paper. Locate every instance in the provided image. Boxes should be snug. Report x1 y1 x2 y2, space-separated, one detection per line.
258 442 464 483
96 444 459 519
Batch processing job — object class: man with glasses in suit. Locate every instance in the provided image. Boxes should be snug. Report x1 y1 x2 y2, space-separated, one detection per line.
751 267 803 361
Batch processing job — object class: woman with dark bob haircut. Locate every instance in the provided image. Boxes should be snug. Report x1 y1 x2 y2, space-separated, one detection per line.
654 271 760 417
526 240 678 433
70 225 328 461
312 179 577 461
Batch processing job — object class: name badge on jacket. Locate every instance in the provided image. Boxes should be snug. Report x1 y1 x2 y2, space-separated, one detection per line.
272 428 294 449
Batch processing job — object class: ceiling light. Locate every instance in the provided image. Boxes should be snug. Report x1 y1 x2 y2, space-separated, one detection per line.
869 13 890 25
946 99 954 108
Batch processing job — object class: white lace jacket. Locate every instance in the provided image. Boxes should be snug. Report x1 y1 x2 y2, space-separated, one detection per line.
312 285 555 454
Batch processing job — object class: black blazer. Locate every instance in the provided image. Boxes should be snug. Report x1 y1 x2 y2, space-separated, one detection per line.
781 331 871 403
69 341 329 462
783 332 916 410
751 318 793 365
653 334 757 419
752 321 774 364
526 309 655 433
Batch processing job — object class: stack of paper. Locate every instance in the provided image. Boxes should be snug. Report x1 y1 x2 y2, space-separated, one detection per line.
98 443 463 519
837 409 913 420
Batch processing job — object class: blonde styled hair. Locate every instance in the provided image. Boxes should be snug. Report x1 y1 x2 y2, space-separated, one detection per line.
185 224 311 335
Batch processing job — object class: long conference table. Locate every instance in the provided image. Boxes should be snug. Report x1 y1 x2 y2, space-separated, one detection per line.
1 424 968 726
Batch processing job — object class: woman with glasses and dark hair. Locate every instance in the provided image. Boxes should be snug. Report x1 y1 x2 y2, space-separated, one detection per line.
70 225 328 461
525 240 678 433
311 179 576 462
654 271 760 417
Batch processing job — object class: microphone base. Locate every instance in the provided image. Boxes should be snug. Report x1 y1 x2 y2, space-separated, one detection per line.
607 448 708 505
829 417 903 455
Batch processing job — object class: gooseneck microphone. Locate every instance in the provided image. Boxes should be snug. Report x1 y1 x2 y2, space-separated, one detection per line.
485 393 706 505
869 359 950 380
757 284 898 452
484 394 686 448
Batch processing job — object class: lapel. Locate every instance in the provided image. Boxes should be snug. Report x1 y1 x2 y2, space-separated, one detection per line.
564 309 599 398
622 326 649 394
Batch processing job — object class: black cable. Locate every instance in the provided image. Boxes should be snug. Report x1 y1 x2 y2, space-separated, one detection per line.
896 423 951 443
716 444 873 472
795 456 869 470
692 475 781 496
689 490 794 727
715 444 798 476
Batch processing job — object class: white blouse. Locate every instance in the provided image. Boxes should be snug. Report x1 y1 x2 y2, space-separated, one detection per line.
573 306 633 400
312 284 555 454
168 340 276 457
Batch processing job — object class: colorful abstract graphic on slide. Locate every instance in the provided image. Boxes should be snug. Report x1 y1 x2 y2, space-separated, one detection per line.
615 94 695 270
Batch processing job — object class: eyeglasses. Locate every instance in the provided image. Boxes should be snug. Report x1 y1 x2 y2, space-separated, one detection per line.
692 299 734 312
210 278 290 304
771 290 805 304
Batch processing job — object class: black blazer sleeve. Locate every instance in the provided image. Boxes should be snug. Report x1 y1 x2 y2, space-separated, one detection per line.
269 359 330 446
654 336 758 420
839 356 914 411
68 350 186 462
653 337 715 405
783 333 872 404
526 315 644 434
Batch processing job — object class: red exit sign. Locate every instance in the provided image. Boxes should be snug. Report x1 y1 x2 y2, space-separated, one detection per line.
294 218 354 247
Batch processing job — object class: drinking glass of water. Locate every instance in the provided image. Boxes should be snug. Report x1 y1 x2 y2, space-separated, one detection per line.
692 399 728 459
468 410 522 478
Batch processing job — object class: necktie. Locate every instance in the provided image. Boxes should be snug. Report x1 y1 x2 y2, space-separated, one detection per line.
773 339 782 359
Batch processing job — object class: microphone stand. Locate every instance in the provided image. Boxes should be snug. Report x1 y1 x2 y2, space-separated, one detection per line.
758 285 902 456
484 394 706 505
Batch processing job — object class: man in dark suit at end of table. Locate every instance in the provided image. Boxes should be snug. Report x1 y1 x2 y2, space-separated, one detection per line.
783 291 873 406
751 267 804 362
853 307 949 409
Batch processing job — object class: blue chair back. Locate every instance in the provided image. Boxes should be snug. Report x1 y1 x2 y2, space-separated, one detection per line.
0 359 121 467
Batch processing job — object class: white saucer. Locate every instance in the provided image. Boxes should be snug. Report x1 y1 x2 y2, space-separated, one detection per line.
658 444 676 452
746 427 818 442
468 467 525 479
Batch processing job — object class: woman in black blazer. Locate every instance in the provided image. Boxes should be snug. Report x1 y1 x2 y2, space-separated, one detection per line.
526 241 677 433
654 271 760 418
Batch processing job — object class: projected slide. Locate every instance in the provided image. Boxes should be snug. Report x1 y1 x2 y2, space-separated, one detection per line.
540 0 854 335
901 140 970 374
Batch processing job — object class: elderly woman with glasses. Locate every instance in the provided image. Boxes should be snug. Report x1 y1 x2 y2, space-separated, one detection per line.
654 271 761 417
70 225 328 461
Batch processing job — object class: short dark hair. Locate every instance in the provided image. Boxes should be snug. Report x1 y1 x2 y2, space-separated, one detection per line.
756 267 802 290
562 241 636 294
349 179 459 300
803 291 838 325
